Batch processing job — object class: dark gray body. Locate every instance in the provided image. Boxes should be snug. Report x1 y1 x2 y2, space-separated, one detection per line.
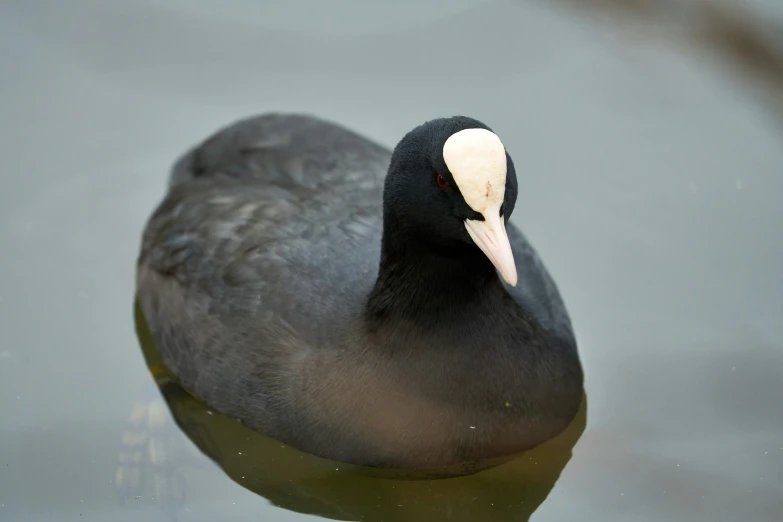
137 114 583 470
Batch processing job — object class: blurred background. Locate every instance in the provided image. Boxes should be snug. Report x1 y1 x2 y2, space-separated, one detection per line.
1 1 782 521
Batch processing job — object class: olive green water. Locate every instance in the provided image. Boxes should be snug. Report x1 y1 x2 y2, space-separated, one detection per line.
1 1 782 521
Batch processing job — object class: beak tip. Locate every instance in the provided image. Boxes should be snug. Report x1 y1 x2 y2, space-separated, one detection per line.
465 217 519 288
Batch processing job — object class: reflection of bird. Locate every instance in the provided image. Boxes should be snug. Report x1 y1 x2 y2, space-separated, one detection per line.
122 299 588 522
135 113 584 471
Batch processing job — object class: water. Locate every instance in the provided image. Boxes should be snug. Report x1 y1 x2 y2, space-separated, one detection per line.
1 1 782 521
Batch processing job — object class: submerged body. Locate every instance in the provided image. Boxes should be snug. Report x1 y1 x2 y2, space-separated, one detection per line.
137 114 583 470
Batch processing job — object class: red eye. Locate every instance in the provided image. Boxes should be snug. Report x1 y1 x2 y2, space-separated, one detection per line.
436 174 449 189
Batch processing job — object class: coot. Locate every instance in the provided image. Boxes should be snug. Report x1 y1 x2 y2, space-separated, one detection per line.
136 113 583 470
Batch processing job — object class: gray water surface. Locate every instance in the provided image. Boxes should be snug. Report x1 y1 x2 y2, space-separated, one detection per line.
1 1 782 521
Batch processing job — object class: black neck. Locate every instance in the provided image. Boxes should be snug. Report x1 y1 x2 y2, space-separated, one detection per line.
365 225 505 325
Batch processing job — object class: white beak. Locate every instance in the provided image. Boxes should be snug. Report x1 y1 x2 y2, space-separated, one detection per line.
465 213 518 286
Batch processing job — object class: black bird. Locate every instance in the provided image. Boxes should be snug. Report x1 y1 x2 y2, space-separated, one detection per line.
136 113 583 471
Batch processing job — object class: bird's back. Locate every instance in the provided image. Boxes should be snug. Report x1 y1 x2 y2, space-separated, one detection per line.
136 115 395 448
140 113 391 334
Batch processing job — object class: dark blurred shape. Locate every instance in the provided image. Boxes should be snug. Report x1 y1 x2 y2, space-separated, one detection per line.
126 298 587 522
522 0 783 123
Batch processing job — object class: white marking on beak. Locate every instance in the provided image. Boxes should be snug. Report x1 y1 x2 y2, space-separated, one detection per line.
443 128 507 215
443 128 516 285
465 212 518 286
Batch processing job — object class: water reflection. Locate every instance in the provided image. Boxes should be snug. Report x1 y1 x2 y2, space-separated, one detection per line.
123 299 586 521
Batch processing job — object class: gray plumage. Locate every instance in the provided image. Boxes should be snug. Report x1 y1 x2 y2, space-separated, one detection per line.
137 113 583 470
